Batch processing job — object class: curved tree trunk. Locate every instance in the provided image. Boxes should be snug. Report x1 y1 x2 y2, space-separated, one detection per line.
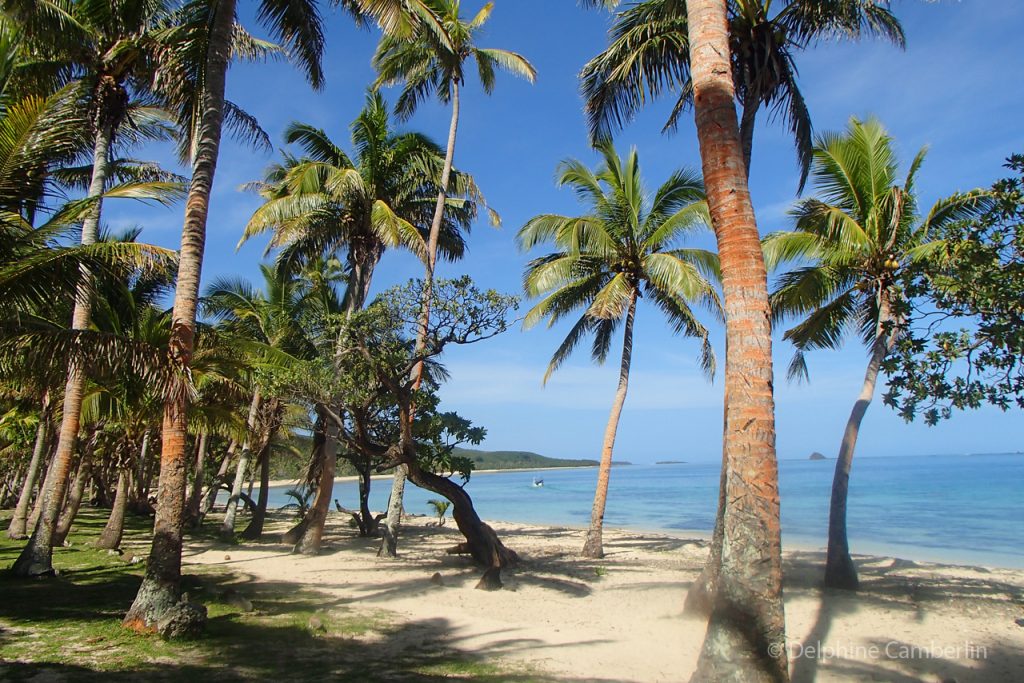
8 392 51 539
377 464 407 557
293 422 337 555
825 293 894 590
582 290 638 559
240 439 273 540
123 0 236 632
13 125 112 577
686 1 788 680
406 462 517 572
97 470 130 550
221 391 262 539
54 453 93 546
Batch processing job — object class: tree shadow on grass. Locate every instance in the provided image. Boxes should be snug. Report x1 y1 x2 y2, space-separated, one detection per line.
0 516 620 683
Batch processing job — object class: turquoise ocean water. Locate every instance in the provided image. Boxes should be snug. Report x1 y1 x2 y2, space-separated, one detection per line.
261 453 1024 568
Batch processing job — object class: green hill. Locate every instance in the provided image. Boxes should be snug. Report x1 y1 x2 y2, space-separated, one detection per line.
452 447 603 471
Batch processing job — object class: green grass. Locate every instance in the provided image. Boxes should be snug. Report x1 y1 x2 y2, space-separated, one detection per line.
0 509 555 682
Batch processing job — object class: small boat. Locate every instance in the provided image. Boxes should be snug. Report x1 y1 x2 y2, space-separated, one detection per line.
532 477 544 488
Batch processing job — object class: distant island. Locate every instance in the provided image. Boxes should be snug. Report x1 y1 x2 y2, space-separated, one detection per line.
656 460 687 465
809 452 828 461
452 447 604 471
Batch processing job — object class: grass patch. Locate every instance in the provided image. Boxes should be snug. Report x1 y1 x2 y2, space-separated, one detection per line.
0 509 554 682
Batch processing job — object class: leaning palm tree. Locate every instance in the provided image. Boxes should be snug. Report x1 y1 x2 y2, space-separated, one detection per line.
685 1 787 679
764 117 989 591
581 0 904 184
369 0 534 557
123 0 343 633
520 140 719 559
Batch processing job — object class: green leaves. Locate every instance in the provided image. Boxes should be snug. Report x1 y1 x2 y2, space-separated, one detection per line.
520 141 718 380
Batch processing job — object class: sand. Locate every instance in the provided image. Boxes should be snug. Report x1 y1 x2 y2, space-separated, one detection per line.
185 513 1024 682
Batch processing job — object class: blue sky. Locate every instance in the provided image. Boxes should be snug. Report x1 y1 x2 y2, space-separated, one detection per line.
104 0 1024 463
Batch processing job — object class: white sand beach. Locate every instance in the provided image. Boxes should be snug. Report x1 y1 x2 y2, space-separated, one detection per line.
181 513 1024 682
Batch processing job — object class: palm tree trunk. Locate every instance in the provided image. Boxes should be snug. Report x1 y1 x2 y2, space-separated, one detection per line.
97 469 130 550
54 451 93 545
185 431 209 524
378 464 407 558
134 430 151 505
240 442 272 540
221 391 262 539
686 337 730 615
686 1 788 681
12 123 113 578
8 392 51 539
825 292 894 590
582 290 638 559
197 439 235 526
294 420 338 555
383 83 462 559
739 89 758 178
123 0 237 632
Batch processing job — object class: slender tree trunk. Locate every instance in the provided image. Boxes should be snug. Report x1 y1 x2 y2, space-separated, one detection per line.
294 421 337 555
582 290 638 559
382 83 462 558
54 453 92 545
8 392 51 539
356 463 374 537
686 2 787 680
240 438 274 540
739 89 758 178
134 430 151 505
13 124 113 577
378 464 407 558
824 293 894 590
221 391 262 539
123 0 236 632
185 431 209 524
197 440 235 526
97 470 130 550
685 461 726 614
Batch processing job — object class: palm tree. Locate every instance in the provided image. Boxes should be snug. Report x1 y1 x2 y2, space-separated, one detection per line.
368 0 534 557
202 265 313 540
124 0 340 632
764 117 988 591
241 92 486 553
685 1 787 680
371 0 534 328
4 0 191 578
519 140 719 559
581 0 904 183
240 90 484 311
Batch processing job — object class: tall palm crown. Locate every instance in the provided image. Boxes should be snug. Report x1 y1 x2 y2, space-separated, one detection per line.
765 117 988 592
581 0 904 184
371 0 536 121
765 117 988 379
240 92 488 312
520 139 720 381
